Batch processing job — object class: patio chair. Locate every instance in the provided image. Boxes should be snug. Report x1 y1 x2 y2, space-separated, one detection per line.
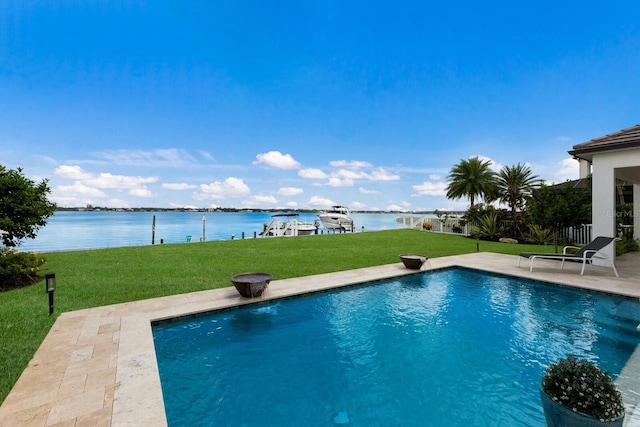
518 236 619 277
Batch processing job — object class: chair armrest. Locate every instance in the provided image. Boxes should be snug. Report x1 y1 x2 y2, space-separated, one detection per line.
582 249 609 260
562 246 580 254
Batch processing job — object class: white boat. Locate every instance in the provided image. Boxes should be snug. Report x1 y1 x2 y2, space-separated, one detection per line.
318 206 354 232
261 214 318 237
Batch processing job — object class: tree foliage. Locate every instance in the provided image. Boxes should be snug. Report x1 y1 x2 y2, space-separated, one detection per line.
446 157 499 208
527 182 591 251
497 163 540 215
0 165 57 247
496 163 541 238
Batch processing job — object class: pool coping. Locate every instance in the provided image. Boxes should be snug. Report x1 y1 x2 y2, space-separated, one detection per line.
1 252 639 426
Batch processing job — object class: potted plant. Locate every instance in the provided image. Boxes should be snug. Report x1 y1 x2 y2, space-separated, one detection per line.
540 355 625 426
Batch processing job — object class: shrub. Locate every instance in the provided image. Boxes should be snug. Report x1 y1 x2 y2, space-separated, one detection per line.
527 224 553 245
0 247 46 291
476 211 504 241
466 223 481 238
542 355 624 421
616 236 639 256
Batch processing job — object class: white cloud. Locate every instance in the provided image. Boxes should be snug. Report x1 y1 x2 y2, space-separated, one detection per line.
129 187 156 198
359 187 380 194
54 165 94 180
475 155 503 172
242 195 278 207
105 198 131 208
336 169 366 180
195 177 251 200
163 183 198 190
197 150 216 162
52 164 161 206
429 174 441 180
308 196 335 209
171 203 199 209
87 173 159 190
277 187 304 196
300 163 399 187
369 168 401 181
329 160 372 169
351 201 367 209
285 201 298 208
327 177 353 187
555 158 579 181
412 181 448 196
94 148 197 167
386 204 405 212
51 182 107 206
299 168 328 179
253 151 301 169
54 182 107 198
54 165 159 190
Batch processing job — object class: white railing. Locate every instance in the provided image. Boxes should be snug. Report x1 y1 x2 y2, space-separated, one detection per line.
394 215 426 229
395 214 597 245
558 224 593 245
395 215 466 234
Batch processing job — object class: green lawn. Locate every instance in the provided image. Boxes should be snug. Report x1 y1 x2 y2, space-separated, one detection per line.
0 229 553 403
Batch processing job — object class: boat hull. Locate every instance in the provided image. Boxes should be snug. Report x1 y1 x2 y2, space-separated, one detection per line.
262 216 318 237
318 213 353 231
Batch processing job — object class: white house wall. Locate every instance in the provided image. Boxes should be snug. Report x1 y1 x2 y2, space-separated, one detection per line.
635 184 640 242
591 149 640 264
579 159 591 179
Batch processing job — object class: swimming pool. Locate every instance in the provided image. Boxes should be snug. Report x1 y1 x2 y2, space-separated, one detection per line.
152 268 640 426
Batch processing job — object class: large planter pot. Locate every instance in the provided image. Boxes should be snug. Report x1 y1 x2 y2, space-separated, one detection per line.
230 272 272 298
540 387 624 427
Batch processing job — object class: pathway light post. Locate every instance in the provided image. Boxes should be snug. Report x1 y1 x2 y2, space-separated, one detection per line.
45 272 56 315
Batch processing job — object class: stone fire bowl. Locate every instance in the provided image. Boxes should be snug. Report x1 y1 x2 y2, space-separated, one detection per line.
230 272 273 298
399 254 428 270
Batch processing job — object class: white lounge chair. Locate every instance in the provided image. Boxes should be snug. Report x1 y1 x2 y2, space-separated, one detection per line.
518 236 619 277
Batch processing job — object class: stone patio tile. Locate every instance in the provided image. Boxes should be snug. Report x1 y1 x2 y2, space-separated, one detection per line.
74 406 112 427
64 354 113 379
70 345 94 362
85 367 116 391
56 373 87 400
1 370 64 411
0 403 50 427
46 386 105 425
45 420 75 427
97 322 120 335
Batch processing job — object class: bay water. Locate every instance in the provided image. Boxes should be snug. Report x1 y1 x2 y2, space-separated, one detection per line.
18 211 410 253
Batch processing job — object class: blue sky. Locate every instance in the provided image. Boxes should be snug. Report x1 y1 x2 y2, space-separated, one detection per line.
1 1 639 211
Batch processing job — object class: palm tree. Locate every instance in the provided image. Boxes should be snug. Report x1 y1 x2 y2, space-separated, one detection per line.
446 157 499 207
497 163 540 216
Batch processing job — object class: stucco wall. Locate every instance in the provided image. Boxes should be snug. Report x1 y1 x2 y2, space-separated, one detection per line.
591 149 640 264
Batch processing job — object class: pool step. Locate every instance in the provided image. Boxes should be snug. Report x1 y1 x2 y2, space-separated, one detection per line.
617 344 640 426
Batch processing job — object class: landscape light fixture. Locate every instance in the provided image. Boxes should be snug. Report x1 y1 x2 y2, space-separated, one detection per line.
45 272 56 315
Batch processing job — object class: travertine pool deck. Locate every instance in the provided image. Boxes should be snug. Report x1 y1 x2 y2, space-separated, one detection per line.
1 252 639 426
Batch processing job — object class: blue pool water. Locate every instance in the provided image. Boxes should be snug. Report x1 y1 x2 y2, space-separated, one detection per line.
152 268 640 426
